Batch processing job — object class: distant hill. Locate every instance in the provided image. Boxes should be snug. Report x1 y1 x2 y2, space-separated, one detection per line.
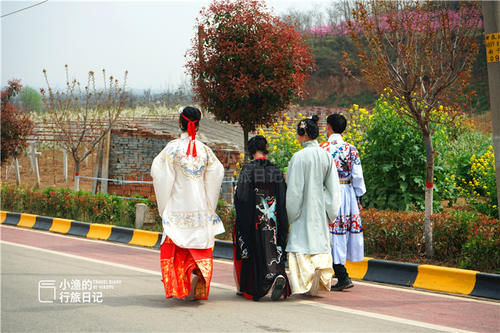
299 29 489 113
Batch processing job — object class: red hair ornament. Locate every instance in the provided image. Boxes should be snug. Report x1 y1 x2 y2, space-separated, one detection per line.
181 113 198 157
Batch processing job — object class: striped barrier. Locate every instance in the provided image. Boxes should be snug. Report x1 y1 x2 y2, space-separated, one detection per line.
1 211 161 248
1 211 499 300
345 259 499 299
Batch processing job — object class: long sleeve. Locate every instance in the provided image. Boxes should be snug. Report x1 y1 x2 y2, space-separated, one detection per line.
324 156 341 222
151 149 175 217
286 155 304 224
235 165 253 203
275 168 289 250
351 147 366 197
234 166 253 258
204 146 224 212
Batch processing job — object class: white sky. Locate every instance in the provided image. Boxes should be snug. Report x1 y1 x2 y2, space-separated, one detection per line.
1 0 328 92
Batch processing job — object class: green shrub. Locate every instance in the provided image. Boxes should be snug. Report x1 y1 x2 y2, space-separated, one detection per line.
216 199 236 241
1 186 144 228
456 144 497 218
459 214 499 271
361 98 458 211
362 208 499 273
1 186 237 238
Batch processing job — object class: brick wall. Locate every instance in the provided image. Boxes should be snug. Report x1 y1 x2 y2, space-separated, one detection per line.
107 127 241 199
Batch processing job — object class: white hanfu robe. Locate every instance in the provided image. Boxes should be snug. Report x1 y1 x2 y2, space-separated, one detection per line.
321 134 366 264
151 132 225 249
285 140 341 294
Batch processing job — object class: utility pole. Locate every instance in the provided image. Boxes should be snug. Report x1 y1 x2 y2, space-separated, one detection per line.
482 1 500 217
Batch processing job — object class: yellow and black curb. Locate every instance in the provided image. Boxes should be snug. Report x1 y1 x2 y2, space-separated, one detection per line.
344 258 499 300
1 211 161 248
1 211 499 300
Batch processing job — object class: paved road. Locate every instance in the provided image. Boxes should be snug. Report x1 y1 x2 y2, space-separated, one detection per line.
1 225 499 332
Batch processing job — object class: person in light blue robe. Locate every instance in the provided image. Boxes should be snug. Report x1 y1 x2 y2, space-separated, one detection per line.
285 115 341 296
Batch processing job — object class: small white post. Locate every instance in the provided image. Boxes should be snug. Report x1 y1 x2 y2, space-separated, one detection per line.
135 203 147 229
34 151 41 188
5 162 9 182
74 175 80 191
14 158 21 185
100 131 111 194
92 142 104 195
28 145 41 188
61 149 68 183
28 144 35 173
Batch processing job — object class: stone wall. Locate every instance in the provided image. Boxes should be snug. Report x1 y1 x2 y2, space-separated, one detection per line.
107 127 241 199
107 127 176 198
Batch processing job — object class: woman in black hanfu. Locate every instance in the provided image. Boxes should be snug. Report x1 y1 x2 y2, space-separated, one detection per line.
233 135 291 301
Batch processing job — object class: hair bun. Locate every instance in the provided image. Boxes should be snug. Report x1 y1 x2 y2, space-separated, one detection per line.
311 115 319 123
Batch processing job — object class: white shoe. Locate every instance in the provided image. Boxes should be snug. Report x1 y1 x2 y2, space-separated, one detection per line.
309 269 321 296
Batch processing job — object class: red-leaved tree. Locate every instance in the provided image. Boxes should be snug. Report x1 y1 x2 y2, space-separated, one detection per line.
186 0 315 159
1 80 34 164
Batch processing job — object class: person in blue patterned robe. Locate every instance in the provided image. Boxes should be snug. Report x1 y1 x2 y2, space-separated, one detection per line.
321 113 366 291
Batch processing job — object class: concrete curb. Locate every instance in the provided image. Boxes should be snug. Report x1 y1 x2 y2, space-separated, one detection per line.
1 211 161 248
1 211 499 300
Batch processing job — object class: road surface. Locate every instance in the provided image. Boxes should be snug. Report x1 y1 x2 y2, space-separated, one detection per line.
1 225 498 332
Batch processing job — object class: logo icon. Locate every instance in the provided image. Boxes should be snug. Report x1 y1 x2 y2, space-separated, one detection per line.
38 280 56 303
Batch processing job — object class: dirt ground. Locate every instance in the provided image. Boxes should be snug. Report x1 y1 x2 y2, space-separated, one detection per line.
470 111 492 134
1 148 98 192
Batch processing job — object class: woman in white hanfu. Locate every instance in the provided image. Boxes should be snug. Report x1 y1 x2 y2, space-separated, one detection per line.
286 115 341 296
321 113 366 291
151 106 224 301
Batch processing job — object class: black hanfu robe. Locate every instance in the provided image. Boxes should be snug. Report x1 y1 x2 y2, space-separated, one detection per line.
233 158 290 300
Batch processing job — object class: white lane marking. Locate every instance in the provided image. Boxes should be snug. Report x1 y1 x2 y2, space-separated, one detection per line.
0 240 479 333
1 224 232 259
1 240 162 276
1 224 231 263
296 299 475 333
2 225 498 306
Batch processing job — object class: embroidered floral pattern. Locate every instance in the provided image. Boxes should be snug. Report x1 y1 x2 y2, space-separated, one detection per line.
329 214 363 235
163 139 218 179
164 211 223 229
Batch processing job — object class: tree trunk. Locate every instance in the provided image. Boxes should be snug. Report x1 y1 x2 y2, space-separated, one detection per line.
74 160 81 192
243 129 249 163
422 131 434 258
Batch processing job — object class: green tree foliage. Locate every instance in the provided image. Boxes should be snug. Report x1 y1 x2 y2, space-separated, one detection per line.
19 86 43 113
362 98 456 211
